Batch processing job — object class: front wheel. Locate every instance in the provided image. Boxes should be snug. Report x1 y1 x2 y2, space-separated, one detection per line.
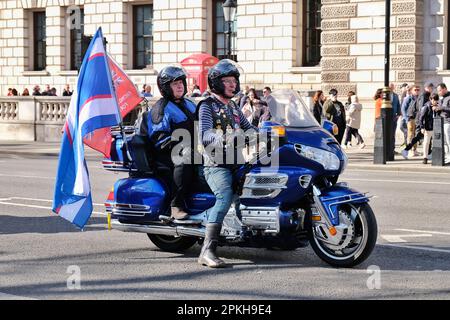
147 234 198 252
308 202 377 268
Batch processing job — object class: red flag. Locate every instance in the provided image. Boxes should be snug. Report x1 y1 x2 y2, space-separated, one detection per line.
83 55 144 157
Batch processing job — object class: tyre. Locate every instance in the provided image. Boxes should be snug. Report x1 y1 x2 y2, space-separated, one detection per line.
147 234 198 252
308 202 377 268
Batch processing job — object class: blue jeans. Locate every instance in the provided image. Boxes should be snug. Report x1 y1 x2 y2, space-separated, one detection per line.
203 166 234 224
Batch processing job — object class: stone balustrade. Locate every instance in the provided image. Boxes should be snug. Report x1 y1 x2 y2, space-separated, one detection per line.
0 96 160 142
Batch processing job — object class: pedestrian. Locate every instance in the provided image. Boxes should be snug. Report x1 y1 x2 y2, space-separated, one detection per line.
435 83 450 162
32 85 41 96
50 87 57 96
419 94 437 164
373 88 383 121
63 84 73 96
41 84 51 96
143 84 153 98
401 91 436 160
241 88 267 127
190 85 201 97
399 83 410 146
22 88 30 96
401 84 421 156
390 83 402 154
262 86 277 120
7 88 13 96
141 84 147 95
344 95 365 149
11 88 18 96
323 89 346 144
239 85 251 110
311 90 325 124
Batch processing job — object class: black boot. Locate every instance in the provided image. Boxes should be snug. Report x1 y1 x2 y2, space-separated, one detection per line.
198 223 226 268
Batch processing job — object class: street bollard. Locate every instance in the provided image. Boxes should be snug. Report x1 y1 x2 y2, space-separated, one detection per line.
432 116 445 166
374 117 386 164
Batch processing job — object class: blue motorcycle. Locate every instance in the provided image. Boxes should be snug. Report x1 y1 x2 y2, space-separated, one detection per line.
103 90 377 268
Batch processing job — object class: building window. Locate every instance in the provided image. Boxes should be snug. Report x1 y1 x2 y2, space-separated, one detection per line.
303 0 321 66
213 0 237 61
70 8 85 71
34 11 46 71
133 4 153 69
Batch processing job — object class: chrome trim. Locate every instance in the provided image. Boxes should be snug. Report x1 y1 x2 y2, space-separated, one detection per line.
102 160 137 172
239 206 280 234
111 220 205 238
107 203 152 217
298 175 312 188
242 172 289 199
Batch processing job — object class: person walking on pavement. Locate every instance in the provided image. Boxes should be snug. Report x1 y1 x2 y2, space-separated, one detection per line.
418 94 438 164
399 83 410 146
344 95 365 149
197 59 257 268
401 84 421 156
401 83 433 159
435 83 450 162
323 89 346 144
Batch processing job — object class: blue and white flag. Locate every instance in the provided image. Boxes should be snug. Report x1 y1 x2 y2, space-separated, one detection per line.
52 28 121 229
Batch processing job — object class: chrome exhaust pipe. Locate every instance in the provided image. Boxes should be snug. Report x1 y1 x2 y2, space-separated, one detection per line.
111 220 205 238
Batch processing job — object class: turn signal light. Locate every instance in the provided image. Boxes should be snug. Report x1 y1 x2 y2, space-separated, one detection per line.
332 124 339 136
271 126 286 137
329 227 337 236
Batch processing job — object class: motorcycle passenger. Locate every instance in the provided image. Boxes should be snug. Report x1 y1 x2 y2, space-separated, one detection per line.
197 59 257 268
137 66 196 220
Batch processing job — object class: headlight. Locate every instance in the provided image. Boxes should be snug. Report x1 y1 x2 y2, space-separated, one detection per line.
295 144 341 171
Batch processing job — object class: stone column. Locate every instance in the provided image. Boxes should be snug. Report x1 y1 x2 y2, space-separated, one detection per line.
391 0 423 86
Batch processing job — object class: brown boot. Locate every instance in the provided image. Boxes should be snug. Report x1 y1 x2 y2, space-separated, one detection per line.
170 207 189 220
198 223 226 268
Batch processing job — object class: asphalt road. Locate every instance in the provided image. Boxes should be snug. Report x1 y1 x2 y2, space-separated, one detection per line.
0 153 449 300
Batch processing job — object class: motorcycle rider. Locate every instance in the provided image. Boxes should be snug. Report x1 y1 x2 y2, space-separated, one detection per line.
197 59 257 268
137 66 196 220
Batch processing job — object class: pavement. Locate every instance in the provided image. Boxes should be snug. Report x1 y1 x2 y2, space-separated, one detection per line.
1 140 449 172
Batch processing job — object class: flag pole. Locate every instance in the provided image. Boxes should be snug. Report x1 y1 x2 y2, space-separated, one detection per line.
101 33 134 163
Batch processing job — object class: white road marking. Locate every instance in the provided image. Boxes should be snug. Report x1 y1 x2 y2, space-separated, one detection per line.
381 234 432 243
10 196 105 207
345 178 450 185
0 173 54 180
0 292 36 300
0 201 106 216
346 169 450 176
379 243 450 254
395 228 450 236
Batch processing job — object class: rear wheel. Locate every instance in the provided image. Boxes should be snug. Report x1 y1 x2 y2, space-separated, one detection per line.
308 202 377 268
147 234 198 252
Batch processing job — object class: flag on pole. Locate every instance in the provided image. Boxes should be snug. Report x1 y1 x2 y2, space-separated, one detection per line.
83 54 143 157
52 27 121 229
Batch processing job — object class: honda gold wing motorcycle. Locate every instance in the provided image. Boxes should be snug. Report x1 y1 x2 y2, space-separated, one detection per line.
102 89 377 268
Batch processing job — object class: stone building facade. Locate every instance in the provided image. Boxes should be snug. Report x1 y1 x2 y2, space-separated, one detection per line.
0 0 449 136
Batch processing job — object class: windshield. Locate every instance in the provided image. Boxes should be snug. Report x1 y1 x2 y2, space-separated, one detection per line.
267 89 320 128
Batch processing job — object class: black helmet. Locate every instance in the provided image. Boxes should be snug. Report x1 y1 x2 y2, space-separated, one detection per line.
157 66 187 100
208 59 241 98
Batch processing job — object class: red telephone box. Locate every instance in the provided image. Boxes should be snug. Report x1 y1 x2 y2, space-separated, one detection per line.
180 53 219 93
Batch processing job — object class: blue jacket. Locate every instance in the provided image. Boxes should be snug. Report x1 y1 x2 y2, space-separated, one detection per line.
138 98 196 149
401 95 416 121
391 93 401 117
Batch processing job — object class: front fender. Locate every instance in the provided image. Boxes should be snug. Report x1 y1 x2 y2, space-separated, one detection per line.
318 184 370 226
